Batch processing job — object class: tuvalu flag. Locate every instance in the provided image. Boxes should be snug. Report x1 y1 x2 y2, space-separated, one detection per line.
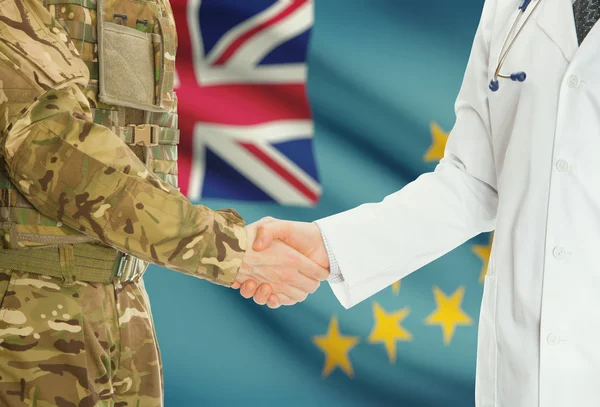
145 0 493 406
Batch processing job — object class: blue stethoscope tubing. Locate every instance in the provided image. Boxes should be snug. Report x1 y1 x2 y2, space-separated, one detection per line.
489 0 543 91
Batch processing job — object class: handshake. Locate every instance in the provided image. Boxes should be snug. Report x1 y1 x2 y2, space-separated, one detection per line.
232 217 330 309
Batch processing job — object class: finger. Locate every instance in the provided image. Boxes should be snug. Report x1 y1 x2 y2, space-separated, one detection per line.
286 270 320 296
295 253 330 282
231 282 241 290
279 283 309 303
253 283 273 306
253 216 277 227
267 294 281 309
253 221 292 252
275 293 297 306
240 280 258 299
285 252 328 289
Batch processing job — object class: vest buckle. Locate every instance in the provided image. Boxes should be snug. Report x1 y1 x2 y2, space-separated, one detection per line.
113 250 127 278
113 250 142 283
128 124 159 146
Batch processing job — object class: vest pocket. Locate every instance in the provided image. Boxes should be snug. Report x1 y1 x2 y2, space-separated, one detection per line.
96 0 175 113
475 257 498 407
98 21 159 110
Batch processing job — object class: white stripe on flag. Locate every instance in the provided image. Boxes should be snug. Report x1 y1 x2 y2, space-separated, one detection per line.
205 1 290 65
228 2 313 69
255 140 321 196
188 0 308 85
189 123 314 206
193 121 313 143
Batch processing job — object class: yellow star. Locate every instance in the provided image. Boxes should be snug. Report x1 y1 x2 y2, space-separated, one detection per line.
423 122 449 162
472 232 494 283
392 281 401 295
313 316 360 378
368 302 412 363
425 286 473 346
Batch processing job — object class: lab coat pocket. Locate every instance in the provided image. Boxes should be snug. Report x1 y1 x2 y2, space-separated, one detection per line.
475 262 498 407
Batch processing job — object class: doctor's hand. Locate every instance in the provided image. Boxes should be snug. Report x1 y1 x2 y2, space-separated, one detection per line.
233 222 329 307
232 217 330 308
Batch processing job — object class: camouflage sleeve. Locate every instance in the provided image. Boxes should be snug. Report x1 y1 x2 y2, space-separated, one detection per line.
0 0 246 286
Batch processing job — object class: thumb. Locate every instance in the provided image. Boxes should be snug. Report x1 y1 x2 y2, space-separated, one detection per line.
252 221 291 251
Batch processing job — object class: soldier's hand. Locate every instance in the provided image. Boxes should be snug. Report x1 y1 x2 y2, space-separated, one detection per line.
233 223 329 308
232 217 330 308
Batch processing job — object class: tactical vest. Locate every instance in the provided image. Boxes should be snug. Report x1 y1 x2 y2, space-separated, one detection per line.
0 0 179 283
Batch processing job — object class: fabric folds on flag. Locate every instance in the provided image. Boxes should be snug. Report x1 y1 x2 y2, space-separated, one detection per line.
172 0 321 206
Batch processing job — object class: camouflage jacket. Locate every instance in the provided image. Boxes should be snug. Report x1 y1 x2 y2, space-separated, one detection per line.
0 0 246 286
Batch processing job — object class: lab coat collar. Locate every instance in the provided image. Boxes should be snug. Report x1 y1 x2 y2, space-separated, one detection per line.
535 0 578 62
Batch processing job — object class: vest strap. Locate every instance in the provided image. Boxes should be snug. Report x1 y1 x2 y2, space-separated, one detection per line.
116 124 179 146
0 243 143 284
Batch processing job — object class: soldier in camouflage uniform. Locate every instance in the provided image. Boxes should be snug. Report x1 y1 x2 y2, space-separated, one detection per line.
0 0 329 404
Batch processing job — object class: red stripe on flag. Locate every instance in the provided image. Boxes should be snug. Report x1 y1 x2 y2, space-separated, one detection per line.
239 142 318 204
213 0 308 66
176 83 311 126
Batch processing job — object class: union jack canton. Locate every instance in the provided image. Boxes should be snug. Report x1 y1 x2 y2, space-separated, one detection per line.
172 0 321 206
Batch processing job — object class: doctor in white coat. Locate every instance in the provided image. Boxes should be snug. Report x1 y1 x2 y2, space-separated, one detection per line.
234 0 600 405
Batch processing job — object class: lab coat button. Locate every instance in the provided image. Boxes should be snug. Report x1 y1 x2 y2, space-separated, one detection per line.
553 246 566 259
556 159 569 172
547 334 561 346
567 75 579 88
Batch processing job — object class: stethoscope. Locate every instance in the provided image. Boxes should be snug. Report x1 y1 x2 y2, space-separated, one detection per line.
489 0 543 92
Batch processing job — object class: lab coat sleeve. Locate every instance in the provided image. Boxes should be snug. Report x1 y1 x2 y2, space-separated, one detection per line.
316 0 499 309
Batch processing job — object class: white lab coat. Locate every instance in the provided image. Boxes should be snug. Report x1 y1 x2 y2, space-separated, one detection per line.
316 0 600 405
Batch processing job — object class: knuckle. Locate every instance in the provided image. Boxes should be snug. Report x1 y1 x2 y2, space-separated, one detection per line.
259 216 275 225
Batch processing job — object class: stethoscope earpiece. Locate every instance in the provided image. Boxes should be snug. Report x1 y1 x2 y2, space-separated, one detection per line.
489 72 526 92
510 71 527 82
